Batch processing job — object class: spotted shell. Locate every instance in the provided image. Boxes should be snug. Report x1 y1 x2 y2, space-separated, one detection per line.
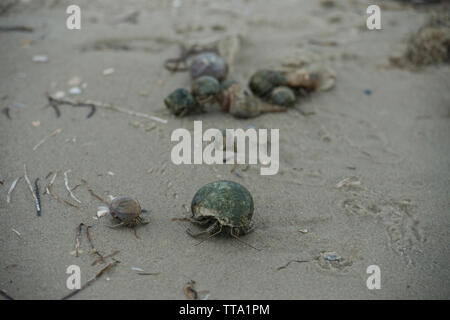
248 70 287 97
270 86 296 107
164 88 202 116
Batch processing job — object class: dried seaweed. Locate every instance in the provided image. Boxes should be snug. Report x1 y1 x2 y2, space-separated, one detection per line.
61 261 120 300
81 179 108 205
64 170 81 204
45 171 81 209
276 260 310 271
46 93 167 123
32 128 62 151
0 289 14 300
75 223 84 258
0 25 33 32
183 280 198 300
6 177 20 204
86 226 105 263
23 164 40 216
91 250 120 266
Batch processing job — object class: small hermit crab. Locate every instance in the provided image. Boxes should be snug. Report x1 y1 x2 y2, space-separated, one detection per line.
222 83 287 119
102 196 149 238
191 76 223 106
164 88 203 117
189 52 228 81
186 180 259 250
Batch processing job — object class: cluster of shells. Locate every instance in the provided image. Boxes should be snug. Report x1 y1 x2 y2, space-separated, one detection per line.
164 52 332 119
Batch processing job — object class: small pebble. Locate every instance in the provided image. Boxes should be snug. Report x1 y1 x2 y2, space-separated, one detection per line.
363 89 372 95
33 55 48 62
324 252 341 261
103 68 115 76
69 87 82 95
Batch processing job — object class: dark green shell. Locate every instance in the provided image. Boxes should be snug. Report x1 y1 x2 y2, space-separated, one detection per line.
164 88 201 116
270 86 296 107
191 76 221 103
248 70 287 97
191 180 254 231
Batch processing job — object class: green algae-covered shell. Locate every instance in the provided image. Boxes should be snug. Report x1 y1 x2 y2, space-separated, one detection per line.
248 70 287 97
189 52 228 81
191 76 221 103
164 88 200 116
110 196 141 222
220 79 238 91
270 86 296 107
191 180 254 231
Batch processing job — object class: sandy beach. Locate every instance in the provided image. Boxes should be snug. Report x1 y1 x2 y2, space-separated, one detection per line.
0 0 449 299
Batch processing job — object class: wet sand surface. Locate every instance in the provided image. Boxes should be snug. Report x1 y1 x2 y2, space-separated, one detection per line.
0 0 449 299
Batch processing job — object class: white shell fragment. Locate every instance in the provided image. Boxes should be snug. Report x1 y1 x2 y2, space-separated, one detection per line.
103 68 115 76
33 55 48 62
69 87 82 95
97 206 109 218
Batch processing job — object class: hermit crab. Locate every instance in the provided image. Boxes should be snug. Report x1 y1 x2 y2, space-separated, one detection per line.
222 83 287 119
104 196 149 238
270 86 296 107
191 76 223 105
189 52 228 81
186 180 259 250
164 88 203 117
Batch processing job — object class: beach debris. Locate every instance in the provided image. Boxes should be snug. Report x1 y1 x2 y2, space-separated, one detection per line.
335 177 361 188
69 87 82 95
81 179 108 205
45 171 81 209
0 25 33 33
64 170 82 204
75 223 84 257
91 250 120 266
61 260 120 300
31 120 40 127
6 177 20 204
189 52 228 81
86 225 106 263
187 180 259 250
32 128 62 151
184 280 198 300
11 228 21 237
165 88 203 117
2 107 11 119
276 259 310 271
0 289 14 300
107 197 149 238
102 68 115 76
97 206 109 218
298 228 308 234
45 93 167 123
23 164 40 216
34 178 41 215
32 55 48 63
222 83 287 119
390 13 450 68
324 252 341 261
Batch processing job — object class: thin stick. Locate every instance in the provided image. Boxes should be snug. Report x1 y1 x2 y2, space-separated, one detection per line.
230 233 261 251
0 289 14 300
6 177 20 204
86 226 105 263
46 94 167 124
276 260 310 271
64 170 81 203
34 178 41 216
32 128 62 151
61 261 120 300
81 179 108 205
91 250 120 266
75 223 84 257
45 172 81 209
23 164 40 216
